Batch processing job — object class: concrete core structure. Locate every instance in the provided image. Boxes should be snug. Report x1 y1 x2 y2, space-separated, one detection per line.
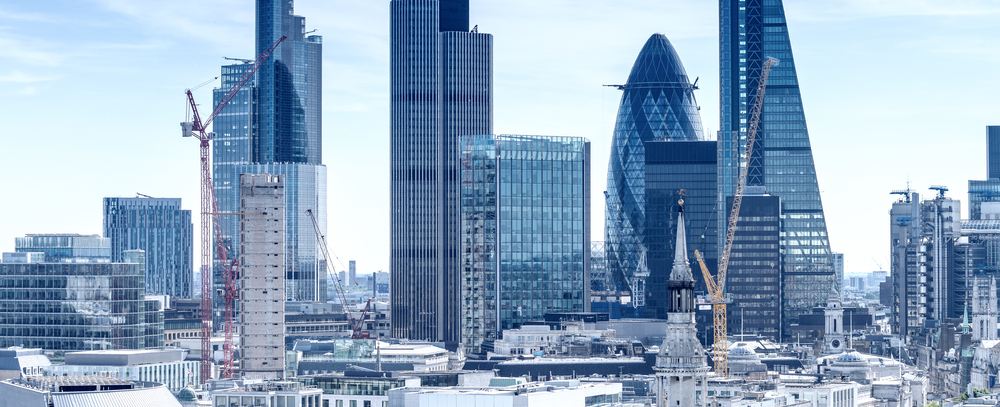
239 174 286 380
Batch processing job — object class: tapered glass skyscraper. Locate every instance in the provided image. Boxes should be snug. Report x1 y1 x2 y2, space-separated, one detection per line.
211 0 326 325
605 34 703 311
390 0 492 342
720 0 833 336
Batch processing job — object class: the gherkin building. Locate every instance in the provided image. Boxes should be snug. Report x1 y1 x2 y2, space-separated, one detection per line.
605 34 704 309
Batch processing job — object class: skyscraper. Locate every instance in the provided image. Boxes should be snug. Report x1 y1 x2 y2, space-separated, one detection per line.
212 0 326 321
459 134 590 354
719 0 834 335
103 197 194 298
389 0 492 342
968 126 1000 220
605 34 704 314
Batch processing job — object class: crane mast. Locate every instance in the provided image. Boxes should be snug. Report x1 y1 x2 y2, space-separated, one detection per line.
697 56 779 379
182 36 286 382
306 209 372 339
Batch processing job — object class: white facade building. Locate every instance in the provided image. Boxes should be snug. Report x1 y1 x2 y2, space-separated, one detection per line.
44 349 200 392
387 380 622 407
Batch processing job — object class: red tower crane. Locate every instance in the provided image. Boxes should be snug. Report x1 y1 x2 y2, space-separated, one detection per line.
182 36 286 383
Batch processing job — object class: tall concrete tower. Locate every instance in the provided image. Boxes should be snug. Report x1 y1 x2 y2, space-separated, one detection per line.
654 200 708 407
972 277 998 341
238 173 286 380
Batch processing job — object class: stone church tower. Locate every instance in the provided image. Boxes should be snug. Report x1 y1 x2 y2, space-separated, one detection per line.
654 200 709 407
972 277 998 341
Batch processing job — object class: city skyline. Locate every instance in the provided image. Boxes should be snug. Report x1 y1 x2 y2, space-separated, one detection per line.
1 0 999 280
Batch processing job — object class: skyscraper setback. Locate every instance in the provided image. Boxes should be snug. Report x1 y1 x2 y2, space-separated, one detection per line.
212 0 327 322
389 0 492 342
719 0 834 335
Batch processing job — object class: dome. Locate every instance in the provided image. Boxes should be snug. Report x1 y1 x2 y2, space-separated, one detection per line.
729 343 757 357
836 351 865 364
176 387 197 402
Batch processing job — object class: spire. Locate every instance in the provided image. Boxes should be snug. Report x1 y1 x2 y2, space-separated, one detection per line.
670 199 693 282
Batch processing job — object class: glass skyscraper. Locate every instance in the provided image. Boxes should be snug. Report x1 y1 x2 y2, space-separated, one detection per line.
719 0 834 336
211 0 326 322
0 262 163 351
103 197 194 298
605 34 704 313
390 0 492 342
643 141 717 320
459 135 590 354
726 192 781 340
968 126 1000 220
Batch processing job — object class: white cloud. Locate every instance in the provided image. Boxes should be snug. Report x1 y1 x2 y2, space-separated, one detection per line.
0 71 60 83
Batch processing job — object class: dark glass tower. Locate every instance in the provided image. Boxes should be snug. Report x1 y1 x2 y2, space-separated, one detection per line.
969 126 1000 220
643 140 717 321
719 0 833 336
726 192 781 340
103 197 194 298
605 34 704 313
390 0 492 342
211 0 326 326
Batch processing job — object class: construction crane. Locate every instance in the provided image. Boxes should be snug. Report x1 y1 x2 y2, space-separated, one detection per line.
181 35 286 382
306 209 372 339
695 56 779 379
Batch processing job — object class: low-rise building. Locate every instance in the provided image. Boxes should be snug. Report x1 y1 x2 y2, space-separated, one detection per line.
0 376 181 407
295 371 420 407
0 347 50 380
295 340 451 374
210 381 322 407
388 380 622 407
44 349 200 391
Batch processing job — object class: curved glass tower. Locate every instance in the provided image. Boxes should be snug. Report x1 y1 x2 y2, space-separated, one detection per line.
605 34 703 307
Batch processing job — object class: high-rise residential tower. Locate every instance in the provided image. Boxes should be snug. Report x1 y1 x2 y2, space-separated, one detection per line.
605 34 704 314
459 134 590 354
719 0 834 336
103 197 194 298
211 0 326 323
390 0 492 342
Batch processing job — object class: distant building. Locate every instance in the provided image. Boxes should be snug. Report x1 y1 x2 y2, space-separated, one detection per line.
45 349 199 392
0 252 43 263
239 173 286 380
373 271 389 299
295 340 454 374
348 260 356 287
832 253 845 293
294 372 421 407
388 380 623 407
103 197 193 298
968 126 1000 220
590 242 610 292
0 261 163 351
458 134 591 354
14 234 110 263
0 376 181 407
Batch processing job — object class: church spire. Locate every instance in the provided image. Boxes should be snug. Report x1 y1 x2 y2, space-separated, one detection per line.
670 198 694 282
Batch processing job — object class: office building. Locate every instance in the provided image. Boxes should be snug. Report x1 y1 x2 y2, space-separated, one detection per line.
14 234 109 263
103 197 194 298
0 261 163 351
239 174 286 380
605 33 704 315
212 0 327 325
1 252 43 263
643 140 717 320
968 126 1000 220
212 381 322 407
0 376 182 407
0 347 49 380
294 372 421 407
832 253 844 292
349 260 356 286
389 381 623 407
726 191 782 341
590 241 609 292
44 349 200 392
390 0 493 342
719 0 835 338
458 134 590 354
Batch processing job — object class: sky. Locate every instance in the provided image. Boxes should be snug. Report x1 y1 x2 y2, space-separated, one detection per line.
1 0 999 279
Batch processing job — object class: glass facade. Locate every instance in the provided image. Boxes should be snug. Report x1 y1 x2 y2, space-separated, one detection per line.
103 197 194 298
15 234 110 263
719 0 834 336
459 134 590 354
968 126 1000 220
390 0 492 342
605 34 704 313
0 263 162 351
643 141 717 319
211 0 325 324
726 194 781 340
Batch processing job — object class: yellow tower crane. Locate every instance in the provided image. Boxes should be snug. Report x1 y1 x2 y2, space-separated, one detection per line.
695 56 779 378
